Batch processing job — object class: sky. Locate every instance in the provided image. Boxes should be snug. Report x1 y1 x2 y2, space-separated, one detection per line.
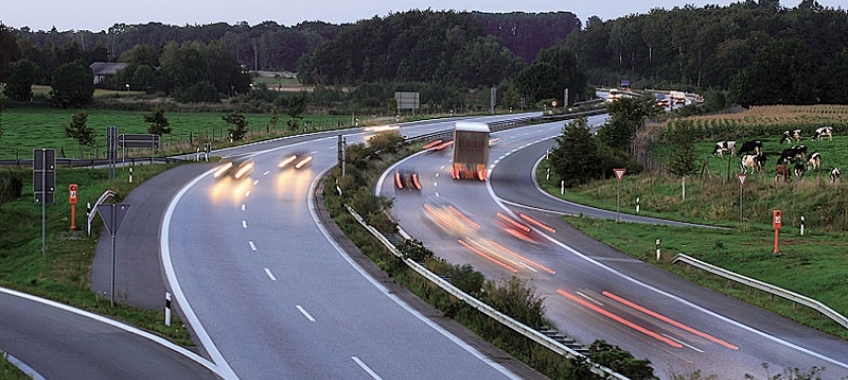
2 0 845 32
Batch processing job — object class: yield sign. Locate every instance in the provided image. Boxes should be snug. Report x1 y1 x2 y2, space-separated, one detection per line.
614 168 626 181
737 174 748 187
98 204 131 237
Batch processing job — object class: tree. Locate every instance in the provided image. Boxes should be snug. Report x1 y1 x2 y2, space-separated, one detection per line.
667 122 699 176
144 108 172 136
223 112 248 141
4 59 38 101
0 23 21 82
51 60 94 108
599 95 661 152
549 117 602 187
287 92 307 119
64 111 96 158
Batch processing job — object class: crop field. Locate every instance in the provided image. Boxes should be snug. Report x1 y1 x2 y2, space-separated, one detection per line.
0 108 352 160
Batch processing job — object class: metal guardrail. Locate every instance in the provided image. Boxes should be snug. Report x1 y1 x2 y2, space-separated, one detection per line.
87 190 117 235
672 253 848 330
344 205 629 379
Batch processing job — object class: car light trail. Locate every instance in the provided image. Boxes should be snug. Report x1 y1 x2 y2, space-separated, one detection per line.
557 289 683 348
488 240 556 275
459 239 518 273
603 291 738 350
518 213 556 233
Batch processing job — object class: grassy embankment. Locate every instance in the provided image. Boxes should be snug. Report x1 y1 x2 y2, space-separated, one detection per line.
0 352 28 380
0 164 195 345
538 105 848 339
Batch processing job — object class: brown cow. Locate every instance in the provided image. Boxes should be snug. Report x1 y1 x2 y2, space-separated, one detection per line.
775 164 791 184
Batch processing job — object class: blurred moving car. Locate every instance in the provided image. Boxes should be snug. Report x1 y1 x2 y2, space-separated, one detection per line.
395 170 421 190
278 152 315 170
213 155 255 179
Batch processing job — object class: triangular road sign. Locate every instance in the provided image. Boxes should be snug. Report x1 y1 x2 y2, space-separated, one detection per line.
738 174 748 187
98 204 131 237
614 168 626 181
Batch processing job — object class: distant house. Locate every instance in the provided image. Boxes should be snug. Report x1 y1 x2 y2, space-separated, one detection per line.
90 62 127 85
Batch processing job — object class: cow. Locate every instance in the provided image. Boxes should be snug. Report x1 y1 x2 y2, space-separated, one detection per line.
778 145 807 164
737 140 763 155
741 153 766 174
812 126 833 141
774 164 791 184
712 140 736 157
831 168 842 183
793 162 806 179
807 152 821 171
780 129 802 144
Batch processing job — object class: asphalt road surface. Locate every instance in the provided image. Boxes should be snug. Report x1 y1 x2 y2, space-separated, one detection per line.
379 117 848 379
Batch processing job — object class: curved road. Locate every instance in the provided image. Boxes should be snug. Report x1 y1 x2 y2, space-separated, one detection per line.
162 115 545 379
379 117 848 379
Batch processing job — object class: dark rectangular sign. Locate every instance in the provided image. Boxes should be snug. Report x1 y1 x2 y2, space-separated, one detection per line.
119 134 160 149
33 149 56 204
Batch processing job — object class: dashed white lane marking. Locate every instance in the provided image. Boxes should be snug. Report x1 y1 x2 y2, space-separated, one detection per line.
663 334 704 353
241 204 246 211
435 192 440 197
264 268 277 281
433 182 438 187
296 305 316 322
440 165 445 169
576 291 604 306
245 190 251 197
263 171 270 176
249 241 257 251
253 180 260 185
242 221 248 229
435 173 439 178
351 356 382 380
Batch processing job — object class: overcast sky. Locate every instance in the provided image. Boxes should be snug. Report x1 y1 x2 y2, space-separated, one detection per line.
2 0 845 32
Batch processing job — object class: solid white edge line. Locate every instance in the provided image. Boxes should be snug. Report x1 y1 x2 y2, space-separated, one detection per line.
0 286 221 377
315 165 520 380
296 305 316 322
2 349 46 380
351 356 383 380
485 136 848 371
162 168 239 380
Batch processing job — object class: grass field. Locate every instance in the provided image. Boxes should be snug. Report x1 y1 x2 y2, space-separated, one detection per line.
0 108 354 160
537 133 848 339
0 164 193 346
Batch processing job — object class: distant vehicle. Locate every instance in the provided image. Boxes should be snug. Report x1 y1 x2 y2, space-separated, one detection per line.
669 91 687 104
213 155 255 179
278 152 314 170
451 121 490 181
606 88 621 102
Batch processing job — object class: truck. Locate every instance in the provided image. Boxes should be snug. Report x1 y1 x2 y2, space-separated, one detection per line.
451 121 490 181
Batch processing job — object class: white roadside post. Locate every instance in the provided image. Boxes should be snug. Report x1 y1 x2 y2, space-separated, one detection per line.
656 239 661 260
636 196 640 213
165 292 172 326
800 215 805 236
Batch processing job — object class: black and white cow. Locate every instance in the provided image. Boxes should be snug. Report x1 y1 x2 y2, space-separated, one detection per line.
807 152 822 171
737 140 763 155
741 153 766 174
778 145 807 164
812 126 833 141
831 168 841 183
793 162 806 179
712 140 736 157
780 129 802 144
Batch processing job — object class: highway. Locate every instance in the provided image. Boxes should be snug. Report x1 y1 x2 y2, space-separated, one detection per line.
161 115 543 379
378 116 848 379
0 287 219 379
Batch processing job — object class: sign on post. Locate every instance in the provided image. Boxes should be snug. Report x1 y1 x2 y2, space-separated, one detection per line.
614 168 626 182
98 203 131 307
613 168 626 223
738 174 748 222
33 149 56 204
118 134 160 149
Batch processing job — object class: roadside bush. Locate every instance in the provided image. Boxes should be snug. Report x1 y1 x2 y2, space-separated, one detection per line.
482 276 546 329
0 169 24 204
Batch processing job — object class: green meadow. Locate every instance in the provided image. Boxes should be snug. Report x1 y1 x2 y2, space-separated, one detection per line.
537 136 848 339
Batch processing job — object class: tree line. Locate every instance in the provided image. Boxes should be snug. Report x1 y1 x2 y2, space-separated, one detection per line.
564 0 848 105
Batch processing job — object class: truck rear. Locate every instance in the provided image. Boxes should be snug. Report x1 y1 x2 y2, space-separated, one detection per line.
451 122 490 181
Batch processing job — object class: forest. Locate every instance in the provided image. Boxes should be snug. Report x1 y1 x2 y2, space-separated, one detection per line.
2 1 848 109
